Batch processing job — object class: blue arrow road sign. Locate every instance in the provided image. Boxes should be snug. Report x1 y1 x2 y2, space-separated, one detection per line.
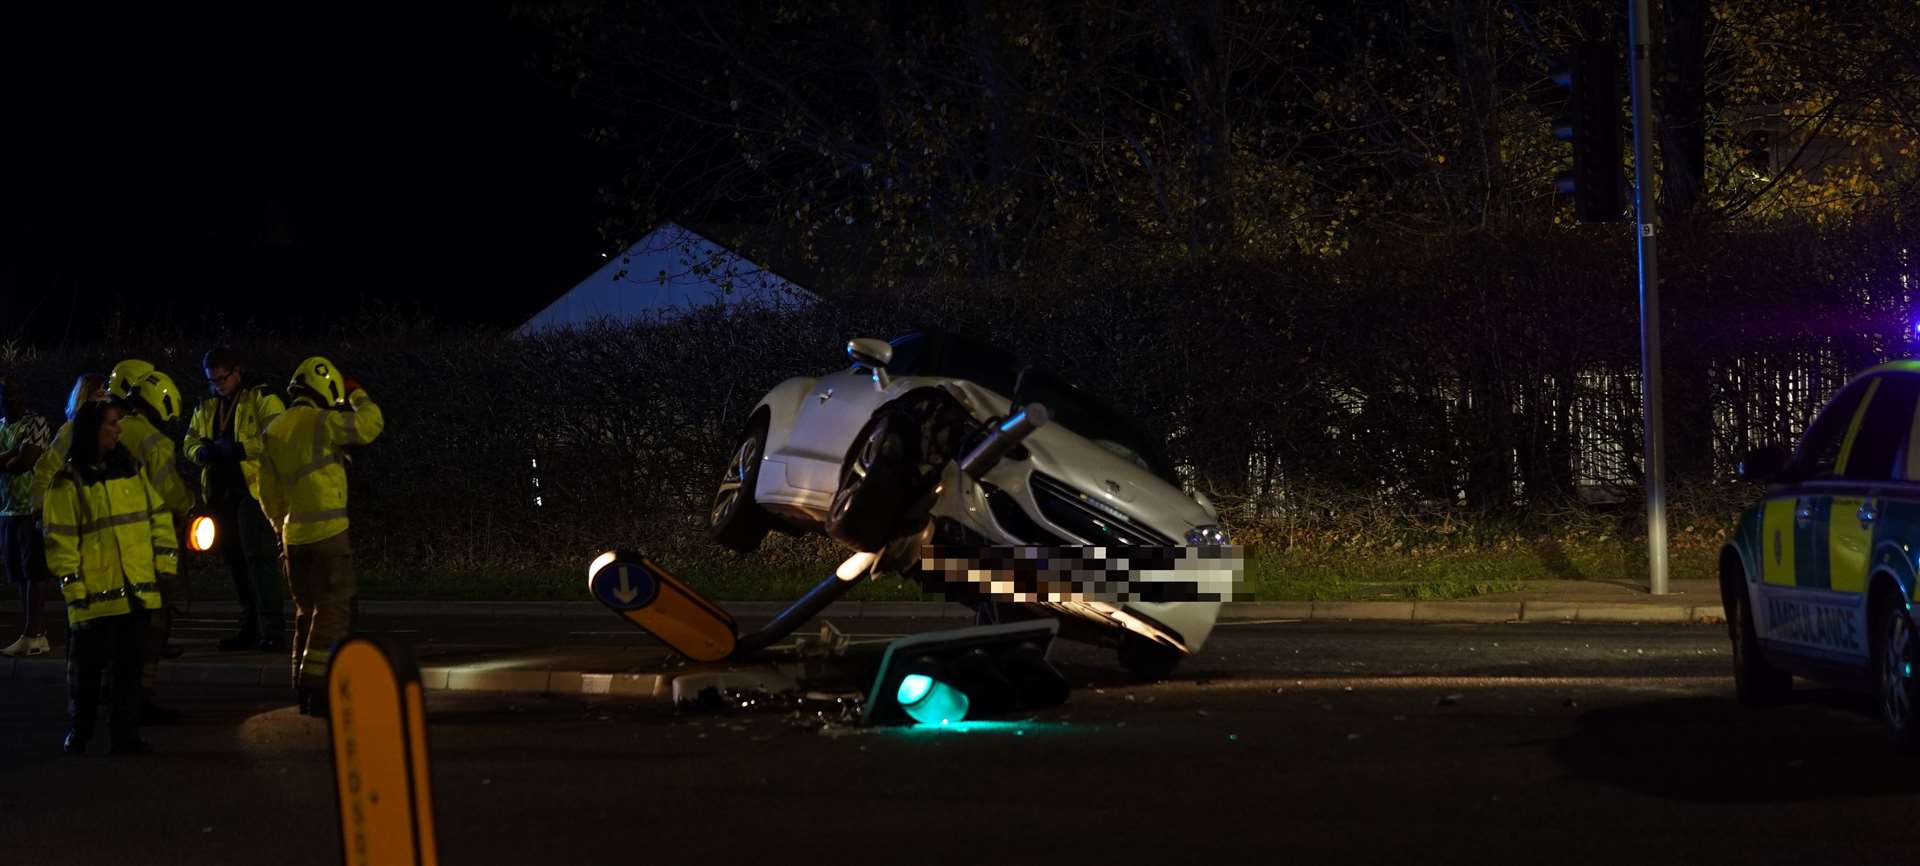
591 559 659 611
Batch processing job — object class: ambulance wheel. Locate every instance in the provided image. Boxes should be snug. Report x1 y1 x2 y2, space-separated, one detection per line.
709 416 772 552
1873 591 1920 752
1728 583 1789 706
1118 635 1182 682
828 408 923 552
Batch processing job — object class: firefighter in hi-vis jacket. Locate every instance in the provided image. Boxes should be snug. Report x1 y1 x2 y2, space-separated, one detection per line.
257 356 383 716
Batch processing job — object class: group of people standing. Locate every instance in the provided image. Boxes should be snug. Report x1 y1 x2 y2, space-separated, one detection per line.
0 348 383 755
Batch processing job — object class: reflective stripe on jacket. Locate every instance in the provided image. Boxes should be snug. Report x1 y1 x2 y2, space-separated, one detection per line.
120 413 195 515
185 385 286 503
259 389 384 546
43 456 175 626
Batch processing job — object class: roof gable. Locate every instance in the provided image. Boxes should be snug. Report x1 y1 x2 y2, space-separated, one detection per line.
518 222 816 335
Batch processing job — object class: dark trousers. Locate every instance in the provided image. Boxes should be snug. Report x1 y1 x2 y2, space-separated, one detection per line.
141 540 187 697
215 493 284 639
286 530 355 689
68 608 149 746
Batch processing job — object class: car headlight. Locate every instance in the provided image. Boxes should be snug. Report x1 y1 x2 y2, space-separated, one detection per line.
1186 526 1229 546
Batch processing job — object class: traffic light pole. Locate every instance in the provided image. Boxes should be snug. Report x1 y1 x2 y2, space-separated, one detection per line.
1628 0 1670 595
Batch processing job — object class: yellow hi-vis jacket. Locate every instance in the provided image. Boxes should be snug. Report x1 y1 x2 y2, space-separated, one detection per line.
43 453 176 626
185 385 285 503
119 412 195 516
258 389 384 546
26 420 74 513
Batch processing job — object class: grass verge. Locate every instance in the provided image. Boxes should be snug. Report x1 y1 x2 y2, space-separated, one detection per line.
223 535 1719 603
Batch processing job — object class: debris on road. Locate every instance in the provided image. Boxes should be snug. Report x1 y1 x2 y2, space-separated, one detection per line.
671 668 803 708
791 622 851 659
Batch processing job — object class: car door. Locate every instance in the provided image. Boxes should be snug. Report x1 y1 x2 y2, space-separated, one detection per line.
1829 375 1920 597
1760 374 1913 664
780 344 910 492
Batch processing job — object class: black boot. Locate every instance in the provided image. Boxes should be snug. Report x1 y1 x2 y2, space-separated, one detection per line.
298 683 329 718
67 659 100 756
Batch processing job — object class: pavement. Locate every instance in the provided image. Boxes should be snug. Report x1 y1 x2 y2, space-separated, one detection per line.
0 577 1724 698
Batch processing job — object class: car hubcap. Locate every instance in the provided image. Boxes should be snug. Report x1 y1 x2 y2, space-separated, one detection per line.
711 435 758 526
1885 608 1913 730
831 447 869 521
832 420 893 523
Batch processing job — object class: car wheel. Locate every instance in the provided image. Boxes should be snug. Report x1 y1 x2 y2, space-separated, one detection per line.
709 416 772 552
1727 582 1790 706
1117 635 1183 682
826 408 925 551
1874 591 1920 752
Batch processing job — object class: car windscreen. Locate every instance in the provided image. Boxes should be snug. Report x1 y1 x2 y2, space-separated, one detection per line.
898 330 1176 484
910 332 1022 396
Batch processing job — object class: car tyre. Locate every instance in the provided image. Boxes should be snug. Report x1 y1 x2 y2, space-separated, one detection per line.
709 416 773 552
1874 591 1920 752
827 408 925 551
1727 582 1790 706
1118 635 1183 682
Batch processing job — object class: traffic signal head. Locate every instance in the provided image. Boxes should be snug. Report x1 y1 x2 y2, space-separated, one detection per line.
863 620 1070 726
1552 40 1626 223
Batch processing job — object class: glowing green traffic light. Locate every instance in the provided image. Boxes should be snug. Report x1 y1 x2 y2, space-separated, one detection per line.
898 674 933 705
896 673 969 726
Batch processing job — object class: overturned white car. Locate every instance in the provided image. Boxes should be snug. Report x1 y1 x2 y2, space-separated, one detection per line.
708 329 1229 678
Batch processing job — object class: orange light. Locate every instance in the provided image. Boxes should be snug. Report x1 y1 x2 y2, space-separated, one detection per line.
188 515 217 552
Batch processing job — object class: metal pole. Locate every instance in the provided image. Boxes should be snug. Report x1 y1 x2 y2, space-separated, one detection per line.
1628 0 1669 595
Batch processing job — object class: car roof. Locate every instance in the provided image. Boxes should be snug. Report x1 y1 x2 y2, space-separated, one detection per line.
1864 360 1920 377
1846 360 1920 391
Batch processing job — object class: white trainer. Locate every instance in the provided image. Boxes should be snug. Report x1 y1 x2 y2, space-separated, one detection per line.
0 634 50 657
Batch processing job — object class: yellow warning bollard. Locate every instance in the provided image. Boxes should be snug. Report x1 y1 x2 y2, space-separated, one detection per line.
328 635 439 866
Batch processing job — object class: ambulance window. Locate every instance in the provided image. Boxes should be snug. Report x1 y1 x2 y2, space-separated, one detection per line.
1798 379 1872 479
1898 381 1920 483
1843 375 1920 481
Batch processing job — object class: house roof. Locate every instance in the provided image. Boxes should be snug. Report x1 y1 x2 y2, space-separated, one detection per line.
517 222 817 335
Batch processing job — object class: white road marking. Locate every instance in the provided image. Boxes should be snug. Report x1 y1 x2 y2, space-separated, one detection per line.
1149 675 1727 692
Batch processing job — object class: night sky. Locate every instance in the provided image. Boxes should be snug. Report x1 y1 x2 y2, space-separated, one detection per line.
6 3 608 345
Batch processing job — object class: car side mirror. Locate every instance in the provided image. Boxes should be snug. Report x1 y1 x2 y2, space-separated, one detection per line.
847 337 893 369
1737 444 1792 483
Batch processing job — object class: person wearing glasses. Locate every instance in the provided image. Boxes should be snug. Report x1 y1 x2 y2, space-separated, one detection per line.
184 348 286 653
